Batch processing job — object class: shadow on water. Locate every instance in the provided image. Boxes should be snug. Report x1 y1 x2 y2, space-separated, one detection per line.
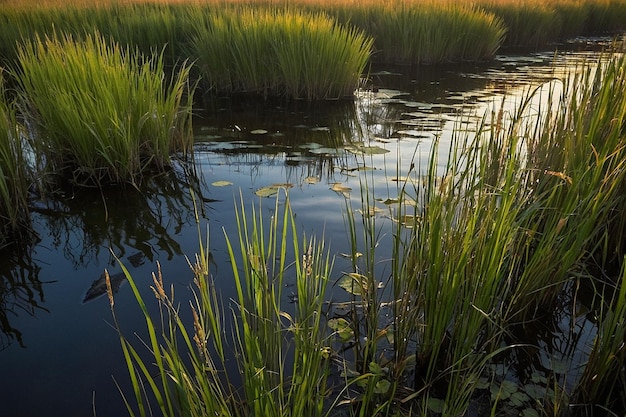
0 240 44 350
0 162 214 346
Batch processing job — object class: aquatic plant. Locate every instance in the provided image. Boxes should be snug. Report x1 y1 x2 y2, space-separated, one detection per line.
109 191 335 417
0 69 30 249
191 7 373 100
14 32 194 186
332 1 506 65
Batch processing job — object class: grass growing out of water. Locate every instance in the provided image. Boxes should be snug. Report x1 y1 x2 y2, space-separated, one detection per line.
333 2 506 65
0 70 30 249
331 53 626 415
108 191 335 417
14 32 194 186
191 7 373 100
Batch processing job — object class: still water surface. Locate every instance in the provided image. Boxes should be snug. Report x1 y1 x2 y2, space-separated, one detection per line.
0 39 618 416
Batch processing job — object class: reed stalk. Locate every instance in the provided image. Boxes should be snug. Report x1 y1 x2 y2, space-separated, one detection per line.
572 257 626 411
14 32 194 186
110 191 334 416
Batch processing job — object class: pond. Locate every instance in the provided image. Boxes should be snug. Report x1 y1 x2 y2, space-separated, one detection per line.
0 37 620 416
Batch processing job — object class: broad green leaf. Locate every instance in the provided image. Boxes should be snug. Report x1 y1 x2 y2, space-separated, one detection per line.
374 379 391 394
255 186 279 198
337 273 368 296
328 318 354 342
369 361 383 375
427 398 445 413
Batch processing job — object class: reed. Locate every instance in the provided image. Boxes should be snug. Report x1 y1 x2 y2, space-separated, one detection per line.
331 1 506 65
572 257 626 412
191 7 373 100
328 53 626 415
13 32 194 186
506 56 626 317
110 191 334 416
0 69 30 249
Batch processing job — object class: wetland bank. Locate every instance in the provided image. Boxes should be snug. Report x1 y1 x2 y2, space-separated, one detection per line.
1 1 626 416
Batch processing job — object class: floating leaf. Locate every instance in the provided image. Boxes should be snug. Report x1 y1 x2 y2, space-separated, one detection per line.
211 180 232 187
369 362 383 375
255 186 279 198
328 318 354 342
374 379 391 394
331 183 352 193
427 398 446 413
379 197 400 205
356 206 384 217
339 252 363 260
476 377 490 390
346 145 390 155
254 183 293 198
491 380 517 401
250 129 268 135
304 176 320 184
337 273 368 296
392 214 421 228
343 165 376 172
524 384 544 401
309 147 339 155
521 409 540 417
509 391 529 407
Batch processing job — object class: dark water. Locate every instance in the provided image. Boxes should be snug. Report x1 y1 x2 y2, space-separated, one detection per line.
0 38 620 417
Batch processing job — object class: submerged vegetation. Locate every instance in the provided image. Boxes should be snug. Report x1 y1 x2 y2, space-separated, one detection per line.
110 54 626 416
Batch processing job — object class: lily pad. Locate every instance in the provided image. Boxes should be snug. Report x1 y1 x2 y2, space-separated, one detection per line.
212 180 233 187
250 129 268 135
346 145 390 155
328 318 354 342
427 398 446 413
331 183 352 193
304 176 320 184
254 183 293 198
374 379 391 394
337 273 368 296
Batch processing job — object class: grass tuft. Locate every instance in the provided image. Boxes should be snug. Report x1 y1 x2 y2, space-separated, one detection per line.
13 31 194 187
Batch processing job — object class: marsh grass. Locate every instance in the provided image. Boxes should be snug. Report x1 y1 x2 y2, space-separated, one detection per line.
14 32 194 186
2 0 623 74
191 7 373 100
109 191 334 417
333 2 506 65
325 53 626 416
0 70 30 249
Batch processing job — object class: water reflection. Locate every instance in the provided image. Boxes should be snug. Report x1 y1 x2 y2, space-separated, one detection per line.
0 163 210 347
0 242 45 350
31 165 205 269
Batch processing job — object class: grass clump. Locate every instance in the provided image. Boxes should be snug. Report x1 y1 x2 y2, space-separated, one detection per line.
335 1 507 65
13 32 194 187
109 191 335 417
191 7 373 100
0 69 30 249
